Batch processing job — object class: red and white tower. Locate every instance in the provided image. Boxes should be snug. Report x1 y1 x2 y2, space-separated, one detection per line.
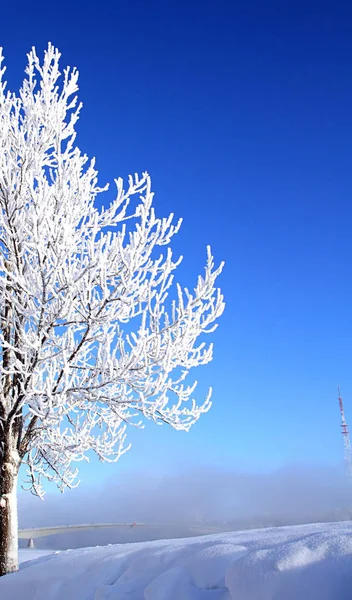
337 387 352 478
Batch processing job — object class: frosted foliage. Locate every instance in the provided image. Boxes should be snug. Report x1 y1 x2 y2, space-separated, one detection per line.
0 45 224 496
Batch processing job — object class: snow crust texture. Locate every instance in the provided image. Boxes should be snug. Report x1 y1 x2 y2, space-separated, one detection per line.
2 521 352 599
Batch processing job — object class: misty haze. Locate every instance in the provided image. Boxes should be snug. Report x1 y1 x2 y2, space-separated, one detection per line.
18 465 352 550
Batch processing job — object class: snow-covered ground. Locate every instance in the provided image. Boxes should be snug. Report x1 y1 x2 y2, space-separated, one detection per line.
2 521 352 599
19 548 56 564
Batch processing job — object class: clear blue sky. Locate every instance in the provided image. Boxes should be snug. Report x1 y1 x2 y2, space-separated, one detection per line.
2 1 352 483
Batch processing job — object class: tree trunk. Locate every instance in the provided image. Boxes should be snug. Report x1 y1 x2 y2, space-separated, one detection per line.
0 448 19 576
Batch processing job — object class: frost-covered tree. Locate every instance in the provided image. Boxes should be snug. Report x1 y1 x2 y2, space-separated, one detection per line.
0 44 224 575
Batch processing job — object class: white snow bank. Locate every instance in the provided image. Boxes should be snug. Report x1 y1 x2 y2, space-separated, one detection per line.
19 549 55 564
2 521 352 599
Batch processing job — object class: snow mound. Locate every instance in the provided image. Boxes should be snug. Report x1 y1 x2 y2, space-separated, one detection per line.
1 521 352 599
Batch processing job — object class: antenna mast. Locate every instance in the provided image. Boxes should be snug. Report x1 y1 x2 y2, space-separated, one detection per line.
337 386 352 478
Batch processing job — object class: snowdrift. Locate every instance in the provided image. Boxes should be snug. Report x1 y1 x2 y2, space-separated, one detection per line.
1 521 352 599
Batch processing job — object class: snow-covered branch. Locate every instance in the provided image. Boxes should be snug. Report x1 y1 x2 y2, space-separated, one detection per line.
0 43 225 498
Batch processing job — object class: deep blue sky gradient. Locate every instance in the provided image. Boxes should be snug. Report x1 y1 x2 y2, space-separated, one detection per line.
2 1 352 484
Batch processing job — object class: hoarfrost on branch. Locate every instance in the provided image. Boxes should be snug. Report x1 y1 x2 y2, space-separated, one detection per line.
0 44 224 497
